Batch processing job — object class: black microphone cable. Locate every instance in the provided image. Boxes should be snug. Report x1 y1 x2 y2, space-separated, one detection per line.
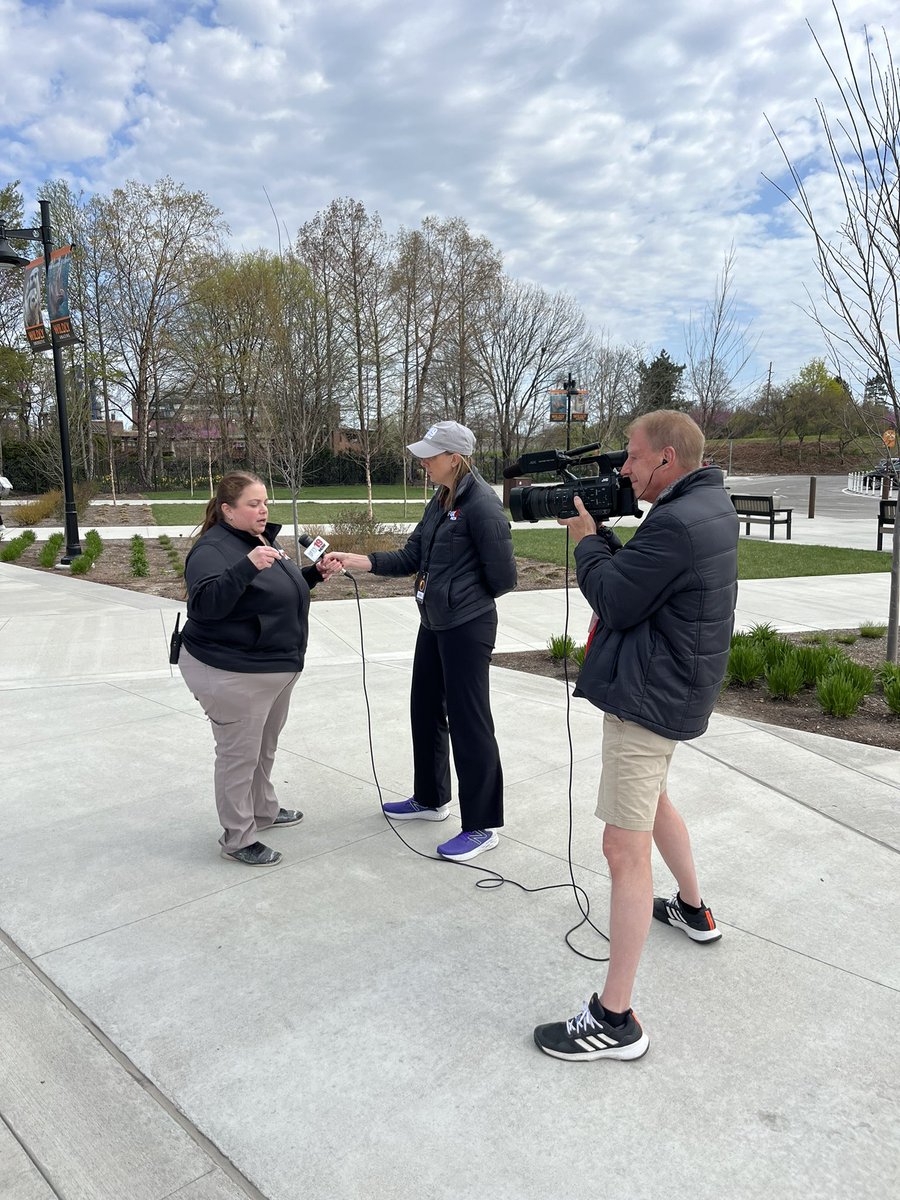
340 559 612 964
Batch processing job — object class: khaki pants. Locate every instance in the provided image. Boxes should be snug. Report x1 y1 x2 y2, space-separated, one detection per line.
180 646 300 852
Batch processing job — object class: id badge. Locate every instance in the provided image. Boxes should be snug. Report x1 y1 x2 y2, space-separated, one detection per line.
415 571 428 604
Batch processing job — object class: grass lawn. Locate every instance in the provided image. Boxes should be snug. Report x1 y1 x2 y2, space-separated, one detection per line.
511 527 891 580
143 485 431 501
149 501 428 526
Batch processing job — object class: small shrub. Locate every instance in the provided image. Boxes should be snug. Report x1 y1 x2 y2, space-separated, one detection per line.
883 675 900 716
834 632 858 645
876 662 900 689
827 659 874 695
765 651 805 699
548 633 575 661
11 490 62 525
794 644 841 687
326 509 404 553
38 532 64 568
726 640 765 686
0 529 36 562
84 529 104 559
157 533 184 576
799 630 829 645
760 636 793 670
746 622 782 644
571 643 587 668
53 480 97 521
859 621 887 638
816 673 866 718
130 534 149 577
69 553 92 575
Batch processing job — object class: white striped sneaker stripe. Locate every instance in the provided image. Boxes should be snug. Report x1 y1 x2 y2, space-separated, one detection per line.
574 1034 617 1051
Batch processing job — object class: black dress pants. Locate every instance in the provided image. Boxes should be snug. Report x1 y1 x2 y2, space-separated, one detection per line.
410 610 503 831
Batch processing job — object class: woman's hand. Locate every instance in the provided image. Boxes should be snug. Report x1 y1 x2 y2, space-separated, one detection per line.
247 545 282 570
332 551 373 573
316 553 344 580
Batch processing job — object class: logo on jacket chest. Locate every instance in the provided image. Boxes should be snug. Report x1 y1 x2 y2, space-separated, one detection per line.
448 509 461 521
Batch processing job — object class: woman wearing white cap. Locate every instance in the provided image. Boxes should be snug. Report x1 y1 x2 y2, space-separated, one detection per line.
336 421 517 861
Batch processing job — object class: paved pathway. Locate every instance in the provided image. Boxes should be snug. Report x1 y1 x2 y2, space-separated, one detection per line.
0 483 898 1200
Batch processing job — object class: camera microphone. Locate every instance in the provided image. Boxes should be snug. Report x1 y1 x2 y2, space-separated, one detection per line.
502 459 525 480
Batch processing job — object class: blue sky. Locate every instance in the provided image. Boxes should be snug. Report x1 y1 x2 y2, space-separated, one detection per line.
2 0 897 394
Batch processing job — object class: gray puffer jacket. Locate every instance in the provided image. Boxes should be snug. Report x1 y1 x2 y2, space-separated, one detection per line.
369 469 517 630
572 467 739 740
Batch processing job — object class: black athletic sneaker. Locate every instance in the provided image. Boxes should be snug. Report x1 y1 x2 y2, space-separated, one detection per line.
221 842 282 867
533 994 649 1061
653 892 721 942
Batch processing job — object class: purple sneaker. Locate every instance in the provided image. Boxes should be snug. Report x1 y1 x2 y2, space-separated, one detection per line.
382 797 450 821
436 829 499 861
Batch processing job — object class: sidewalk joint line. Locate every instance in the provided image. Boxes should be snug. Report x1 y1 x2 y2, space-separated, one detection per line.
0 929 270 1200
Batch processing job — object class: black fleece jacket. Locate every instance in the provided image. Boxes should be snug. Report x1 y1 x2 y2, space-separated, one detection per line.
572 467 739 740
182 521 322 673
368 469 517 630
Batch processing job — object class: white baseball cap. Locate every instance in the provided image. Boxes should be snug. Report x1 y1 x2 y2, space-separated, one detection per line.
407 420 476 458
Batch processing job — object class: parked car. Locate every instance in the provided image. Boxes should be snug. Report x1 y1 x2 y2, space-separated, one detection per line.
862 458 900 486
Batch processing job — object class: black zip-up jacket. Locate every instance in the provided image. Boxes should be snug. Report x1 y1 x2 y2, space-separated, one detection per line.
572 468 739 740
182 522 321 673
369 469 517 630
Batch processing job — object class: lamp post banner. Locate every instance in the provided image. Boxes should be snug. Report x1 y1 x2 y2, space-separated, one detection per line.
47 246 78 347
22 256 51 351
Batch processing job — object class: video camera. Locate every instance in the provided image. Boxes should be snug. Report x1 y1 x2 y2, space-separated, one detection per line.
506 444 641 523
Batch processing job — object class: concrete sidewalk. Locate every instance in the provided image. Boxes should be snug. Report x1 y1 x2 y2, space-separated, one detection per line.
0 556 898 1200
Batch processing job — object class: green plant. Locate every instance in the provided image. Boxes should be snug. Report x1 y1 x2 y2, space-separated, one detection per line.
882 675 900 716
130 534 149 577
157 533 184 576
84 529 104 559
726 640 766 686
793 644 842 687
875 662 900 689
0 529 36 562
799 630 829 644
834 632 858 645
11 490 62 525
765 650 806 699
859 621 887 638
38 532 64 568
827 659 874 695
746 621 781 644
548 633 575 661
571 643 587 668
760 635 793 670
816 672 866 718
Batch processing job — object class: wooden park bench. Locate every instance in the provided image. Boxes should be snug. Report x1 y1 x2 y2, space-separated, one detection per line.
730 494 793 540
877 499 896 551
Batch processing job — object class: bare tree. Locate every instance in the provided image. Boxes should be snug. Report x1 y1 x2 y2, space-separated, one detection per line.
684 247 758 435
471 278 587 464
93 178 226 487
765 4 900 657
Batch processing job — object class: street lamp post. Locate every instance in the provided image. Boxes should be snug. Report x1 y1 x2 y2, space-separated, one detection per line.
0 199 82 561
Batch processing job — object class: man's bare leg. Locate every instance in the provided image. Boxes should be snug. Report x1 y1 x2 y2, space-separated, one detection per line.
651 789 701 907
599 824 654 1013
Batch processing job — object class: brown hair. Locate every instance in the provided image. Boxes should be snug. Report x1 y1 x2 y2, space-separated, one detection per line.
440 454 473 510
198 472 265 536
626 410 705 471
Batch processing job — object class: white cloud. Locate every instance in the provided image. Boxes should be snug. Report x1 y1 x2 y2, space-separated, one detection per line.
2 0 897 390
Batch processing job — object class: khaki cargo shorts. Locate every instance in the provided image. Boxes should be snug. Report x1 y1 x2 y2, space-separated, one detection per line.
597 713 677 831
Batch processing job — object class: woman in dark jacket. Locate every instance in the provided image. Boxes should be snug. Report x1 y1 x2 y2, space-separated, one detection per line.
336 421 517 862
179 472 339 867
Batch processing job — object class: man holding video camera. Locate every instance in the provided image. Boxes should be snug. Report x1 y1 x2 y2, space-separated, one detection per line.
533 409 739 1062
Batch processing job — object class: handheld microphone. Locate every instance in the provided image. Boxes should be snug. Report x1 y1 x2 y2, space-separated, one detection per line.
297 531 349 576
298 531 330 563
